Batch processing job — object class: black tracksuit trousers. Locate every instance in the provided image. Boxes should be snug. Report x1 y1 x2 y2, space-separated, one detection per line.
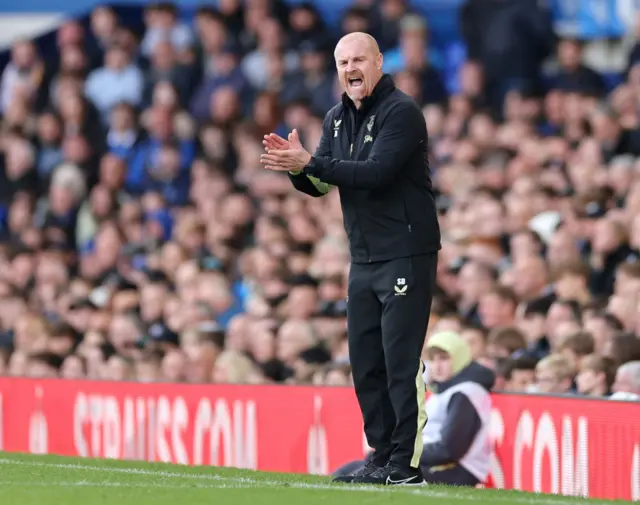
347 253 437 469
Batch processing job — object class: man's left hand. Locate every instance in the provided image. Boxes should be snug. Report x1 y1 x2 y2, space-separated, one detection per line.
260 129 312 172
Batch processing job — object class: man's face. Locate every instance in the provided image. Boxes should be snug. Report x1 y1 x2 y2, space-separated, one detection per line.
13 42 35 69
576 368 600 395
185 343 219 383
630 215 640 249
49 336 74 357
401 33 424 68
110 105 134 131
141 284 166 322
545 302 573 336
104 356 130 381
106 47 128 70
136 361 160 383
558 40 581 70
583 316 611 354
506 369 535 393
61 355 85 379
100 155 126 189
460 62 482 95
510 233 540 262
612 370 638 395
301 51 324 73
26 360 57 379
536 369 570 394
460 329 485 359
162 350 186 381
615 272 640 298
512 257 546 300
334 36 382 104
479 294 512 329
487 343 513 359
427 349 453 383
516 307 545 344
287 286 318 319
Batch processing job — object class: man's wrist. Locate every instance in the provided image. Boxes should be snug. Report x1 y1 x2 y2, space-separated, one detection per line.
302 156 316 175
289 157 316 176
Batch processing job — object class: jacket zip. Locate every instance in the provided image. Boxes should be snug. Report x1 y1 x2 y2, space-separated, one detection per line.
349 107 372 263
402 190 413 234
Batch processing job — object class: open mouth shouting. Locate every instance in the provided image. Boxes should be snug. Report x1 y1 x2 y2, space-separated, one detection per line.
348 76 364 90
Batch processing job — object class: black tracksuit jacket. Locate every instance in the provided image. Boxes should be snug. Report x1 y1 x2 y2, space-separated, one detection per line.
289 74 441 263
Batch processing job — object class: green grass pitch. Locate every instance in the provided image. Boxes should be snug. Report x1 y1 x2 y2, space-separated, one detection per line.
0 453 625 505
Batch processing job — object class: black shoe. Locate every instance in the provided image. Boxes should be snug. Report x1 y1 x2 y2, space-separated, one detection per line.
332 460 382 483
351 463 424 486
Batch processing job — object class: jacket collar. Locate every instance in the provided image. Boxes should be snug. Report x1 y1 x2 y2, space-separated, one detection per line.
341 73 395 113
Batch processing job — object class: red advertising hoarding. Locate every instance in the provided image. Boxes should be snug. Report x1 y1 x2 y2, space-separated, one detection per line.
0 378 638 500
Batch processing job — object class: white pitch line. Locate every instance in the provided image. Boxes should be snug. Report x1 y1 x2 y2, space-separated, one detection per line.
0 480 256 490
0 458 608 505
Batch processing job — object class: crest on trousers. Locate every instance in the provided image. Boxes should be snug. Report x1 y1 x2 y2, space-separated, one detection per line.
394 277 407 295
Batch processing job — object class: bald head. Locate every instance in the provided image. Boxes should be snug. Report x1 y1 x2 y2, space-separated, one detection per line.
335 32 380 57
334 32 383 107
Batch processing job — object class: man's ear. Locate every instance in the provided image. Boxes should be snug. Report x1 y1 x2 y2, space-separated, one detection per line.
377 53 383 70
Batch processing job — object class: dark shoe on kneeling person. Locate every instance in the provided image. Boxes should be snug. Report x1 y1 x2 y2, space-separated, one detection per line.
351 463 424 485
332 460 381 483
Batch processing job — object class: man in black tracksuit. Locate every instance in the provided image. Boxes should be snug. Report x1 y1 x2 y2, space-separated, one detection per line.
333 331 495 487
261 32 440 485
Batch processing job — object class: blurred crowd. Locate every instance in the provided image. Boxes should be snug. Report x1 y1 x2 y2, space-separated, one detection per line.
0 0 640 400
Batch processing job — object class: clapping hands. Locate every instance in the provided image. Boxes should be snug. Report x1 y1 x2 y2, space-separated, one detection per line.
261 129 312 173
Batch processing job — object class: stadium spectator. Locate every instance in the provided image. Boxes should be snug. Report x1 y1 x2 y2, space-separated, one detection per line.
26 351 62 378
478 286 517 330
84 43 144 121
557 330 595 371
610 361 640 401
534 354 574 395
486 327 527 359
553 262 591 306
456 260 495 326
460 0 554 115
576 354 616 397
0 40 44 114
382 14 446 105
603 331 640 368
582 310 624 355
242 17 299 91
500 355 538 393
545 299 582 351
60 353 87 379
553 38 605 97
459 325 488 361
88 6 120 67
140 2 194 61
514 297 552 360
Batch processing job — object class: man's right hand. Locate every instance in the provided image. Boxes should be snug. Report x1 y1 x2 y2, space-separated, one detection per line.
263 133 290 152
263 132 303 175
